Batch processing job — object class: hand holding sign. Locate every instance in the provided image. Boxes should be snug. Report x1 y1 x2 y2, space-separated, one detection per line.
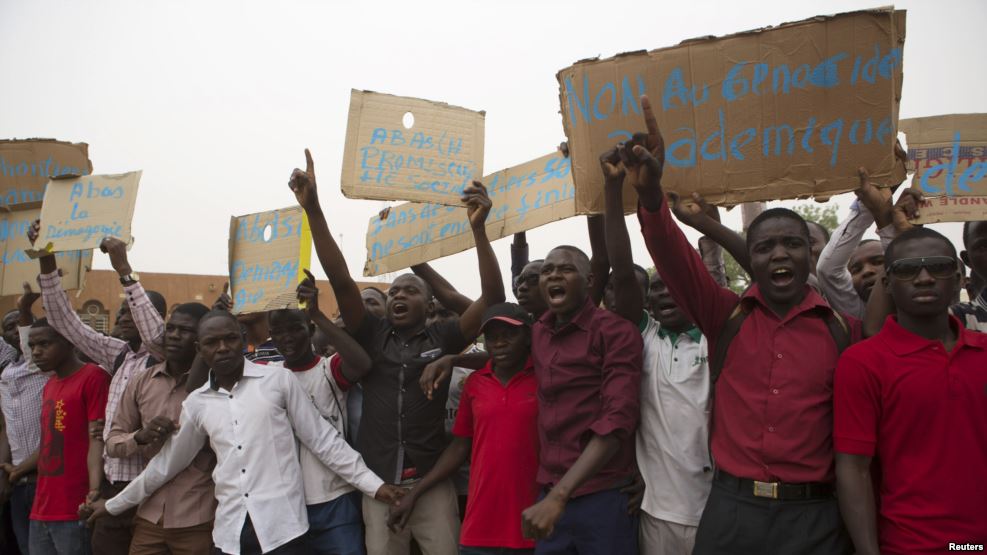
296 269 321 318
289 149 320 212
854 167 895 229
892 189 924 235
100 237 133 277
462 181 492 230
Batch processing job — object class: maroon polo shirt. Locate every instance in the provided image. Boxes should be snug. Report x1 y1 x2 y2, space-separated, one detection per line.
532 297 642 497
638 200 860 484
452 359 538 549
835 315 987 554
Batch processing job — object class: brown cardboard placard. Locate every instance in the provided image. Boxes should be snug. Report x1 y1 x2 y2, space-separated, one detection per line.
340 90 485 206
1 202 91 297
228 206 313 315
0 139 92 208
27 171 142 257
557 8 906 214
364 152 575 276
901 114 987 224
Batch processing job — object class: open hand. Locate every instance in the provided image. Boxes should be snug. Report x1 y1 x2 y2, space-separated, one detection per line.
419 354 455 401
289 149 320 211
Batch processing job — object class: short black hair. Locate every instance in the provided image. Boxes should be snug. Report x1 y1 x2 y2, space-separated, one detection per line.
2 309 19 322
171 302 210 322
145 290 168 318
807 220 831 243
29 318 70 343
268 308 308 324
547 245 591 275
884 227 958 267
746 208 810 251
197 309 240 332
392 274 433 300
963 220 986 248
633 264 650 292
363 286 387 302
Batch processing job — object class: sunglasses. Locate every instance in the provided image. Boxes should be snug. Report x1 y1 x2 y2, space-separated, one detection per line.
886 256 959 281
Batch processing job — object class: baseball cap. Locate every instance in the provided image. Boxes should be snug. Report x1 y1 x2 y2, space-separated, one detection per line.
479 302 533 332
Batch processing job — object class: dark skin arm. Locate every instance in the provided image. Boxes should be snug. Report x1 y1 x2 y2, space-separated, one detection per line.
18 283 40 326
835 453 880 555
670 192 752 276
862 189 924 337
28 220 58 275
387 436 472 531
297 270 373 383
522 434 620 540
289 149 367 333
600 148 643 323
410 263 473 316
419 351 491 401
456 182 506 341
1 449 38 483
587 215 610 306
86 435 104 503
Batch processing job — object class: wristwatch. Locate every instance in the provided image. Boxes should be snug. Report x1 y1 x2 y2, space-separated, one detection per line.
119 272 139 285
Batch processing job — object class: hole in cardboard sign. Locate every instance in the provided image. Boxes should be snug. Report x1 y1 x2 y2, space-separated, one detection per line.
402 112 415 130
262 224 273 242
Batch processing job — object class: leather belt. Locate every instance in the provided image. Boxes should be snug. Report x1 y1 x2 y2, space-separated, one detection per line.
714 469 834 500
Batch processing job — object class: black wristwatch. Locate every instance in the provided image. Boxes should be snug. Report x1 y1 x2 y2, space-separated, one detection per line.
119 273 139 286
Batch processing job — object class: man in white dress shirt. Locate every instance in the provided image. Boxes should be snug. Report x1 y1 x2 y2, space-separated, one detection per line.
84 310 404 555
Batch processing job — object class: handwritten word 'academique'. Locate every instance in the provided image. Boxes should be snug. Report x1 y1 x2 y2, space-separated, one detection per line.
359 128 477 195
563 44 902 168
911 133 987 196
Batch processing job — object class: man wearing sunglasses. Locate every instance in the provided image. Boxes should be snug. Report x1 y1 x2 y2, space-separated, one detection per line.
834 227 987 555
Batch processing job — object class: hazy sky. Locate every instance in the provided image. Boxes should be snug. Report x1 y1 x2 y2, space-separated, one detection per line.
2 0 984 298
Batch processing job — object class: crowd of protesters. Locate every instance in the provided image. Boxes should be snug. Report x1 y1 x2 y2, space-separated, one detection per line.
1 95 985 555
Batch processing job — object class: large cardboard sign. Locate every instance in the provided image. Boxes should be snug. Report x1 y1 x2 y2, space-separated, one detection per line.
340 90 485 206
1 203 91 297
27 171 142 256
364 152 575 276
0 139 92 208
557 8 906 213
228 206 312 315
901 114 987 224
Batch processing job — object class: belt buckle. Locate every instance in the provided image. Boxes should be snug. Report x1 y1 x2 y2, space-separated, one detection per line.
753 480 779 499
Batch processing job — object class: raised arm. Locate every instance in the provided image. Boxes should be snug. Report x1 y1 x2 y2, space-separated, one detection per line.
670 192 751 276
410 263 472 316
511 232 530 285
625 97 738 340
289 149 367 332
29 221 127 371
297 271 372 384
600 149 642 323
101 238 166 360
586 215 610 306
456 182 506 341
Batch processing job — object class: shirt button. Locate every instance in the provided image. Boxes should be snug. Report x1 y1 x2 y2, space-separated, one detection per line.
673 357 678 362
238 445 242 450
244 493 249 498
228 394 233 399
772 389 779 395
768 426 775 432
776 354 782 359
241 469 246 473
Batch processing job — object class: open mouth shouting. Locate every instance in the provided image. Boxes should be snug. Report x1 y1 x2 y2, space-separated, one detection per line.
769 266 796 288
390 301 410 319
546 284 567 305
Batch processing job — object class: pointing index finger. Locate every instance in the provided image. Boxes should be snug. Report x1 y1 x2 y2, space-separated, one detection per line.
305 149 315 178
303 268 315 283
640 95 660 149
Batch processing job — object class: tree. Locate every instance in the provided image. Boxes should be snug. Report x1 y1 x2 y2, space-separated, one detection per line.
793 203 839 235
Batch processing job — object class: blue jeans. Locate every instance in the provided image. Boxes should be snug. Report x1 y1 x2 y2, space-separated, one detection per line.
10 481 36 555
306 491 366 555
29 519 92 555
460 547 535 555
534 488 639 555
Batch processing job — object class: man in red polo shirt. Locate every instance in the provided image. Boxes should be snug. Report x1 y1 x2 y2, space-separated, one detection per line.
387 302 539 554
520 244 642 554
626 95 856 554
835 227 987 555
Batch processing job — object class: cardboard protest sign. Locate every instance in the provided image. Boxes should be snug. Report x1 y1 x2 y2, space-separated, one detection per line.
228 206 312 315
26 171 142 257
364 152 575 276
340 90 485 206
0 139 92 208
1 202 91 297
557 8 906 213
901 114 987 224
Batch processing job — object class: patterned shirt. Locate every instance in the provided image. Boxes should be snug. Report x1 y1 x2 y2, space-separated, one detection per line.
953 290 987 333
0 327 51 466
38 271 165 482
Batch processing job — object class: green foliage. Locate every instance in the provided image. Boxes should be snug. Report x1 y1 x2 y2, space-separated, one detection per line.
793 203 839 234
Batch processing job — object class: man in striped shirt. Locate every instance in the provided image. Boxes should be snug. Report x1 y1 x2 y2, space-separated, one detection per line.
29 223 167 555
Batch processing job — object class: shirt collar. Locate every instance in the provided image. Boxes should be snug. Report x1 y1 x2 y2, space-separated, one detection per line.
208 357 264 391
657 325 702 344
476 356 535 382
537 296 597 332
880 314 986 356
740 283 834 322
283 355 322 372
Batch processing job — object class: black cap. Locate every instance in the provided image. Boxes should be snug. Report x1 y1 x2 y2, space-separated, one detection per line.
479 303 533 332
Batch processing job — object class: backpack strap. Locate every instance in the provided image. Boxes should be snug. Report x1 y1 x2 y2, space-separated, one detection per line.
822 310 851 356
111 349 128 374
708 303 750 386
